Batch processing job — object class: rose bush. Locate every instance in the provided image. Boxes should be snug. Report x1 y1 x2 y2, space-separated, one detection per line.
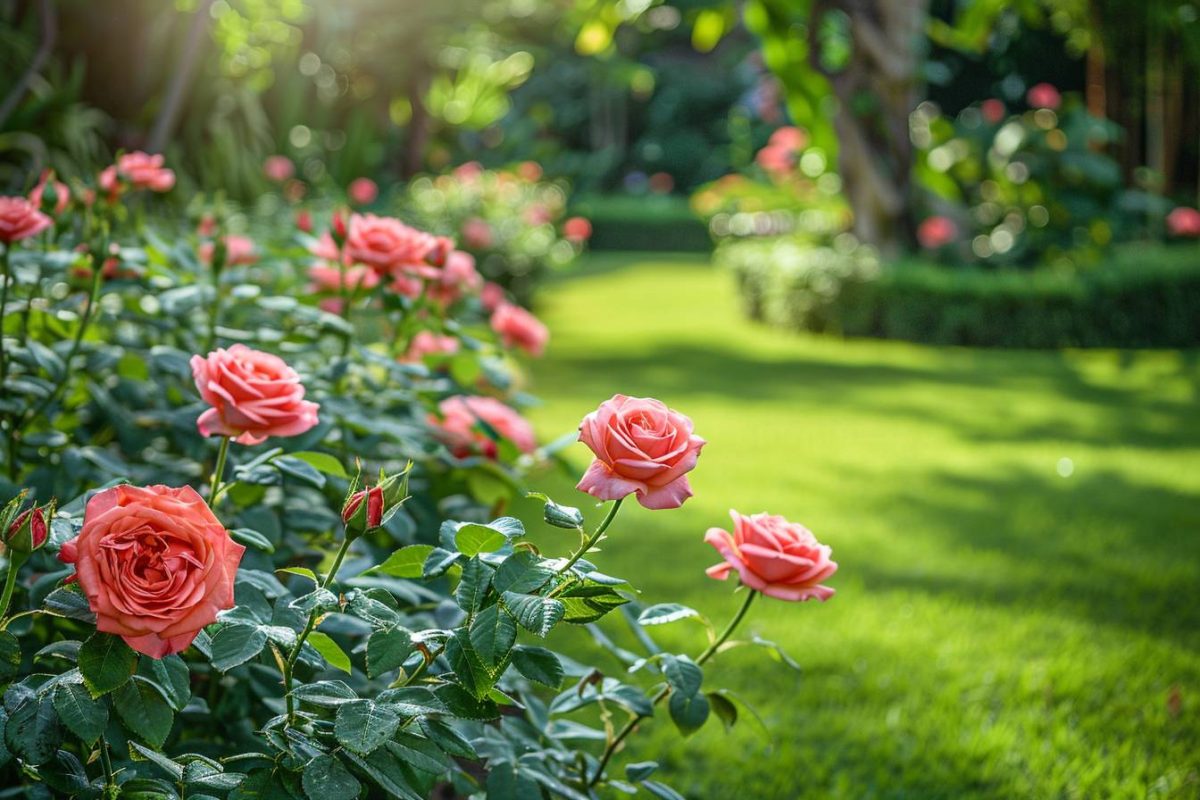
0 154 837 799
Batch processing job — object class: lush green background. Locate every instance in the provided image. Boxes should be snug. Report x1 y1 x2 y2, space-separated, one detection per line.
511 252 1200 798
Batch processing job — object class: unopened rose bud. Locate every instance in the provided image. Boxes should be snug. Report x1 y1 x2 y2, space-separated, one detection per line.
342 486 384 537
6 504 51 555
427 236 454 268
331 210 349 247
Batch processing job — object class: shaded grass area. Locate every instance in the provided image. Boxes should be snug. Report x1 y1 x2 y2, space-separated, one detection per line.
508 252 1200 799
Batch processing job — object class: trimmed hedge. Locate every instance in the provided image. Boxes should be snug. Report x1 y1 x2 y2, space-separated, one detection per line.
572 194 712 252
723 240 1200 348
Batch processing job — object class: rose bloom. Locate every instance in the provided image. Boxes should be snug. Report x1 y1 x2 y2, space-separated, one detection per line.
577 394 706 510
348 177 379 205
427 250 482 306
481 281 506 312
29 170 70 215
755 143 795 177
461 217 493 249
191 344 320 445
432 395 536 458
768 125 807 151
704 511 837 602
1166 207 1200 238
491 302 549 357
917 215 957 249
0 197 52 243
401 330 460 363
315 213 440 277
59 484 245 658
1026 82 1061 110
516 161 543 182
199 235 258 267
981 98 1006 124
563 216 592 243
100 151 176 194
307 263 380 293
263 155 294 182
453 161 484 183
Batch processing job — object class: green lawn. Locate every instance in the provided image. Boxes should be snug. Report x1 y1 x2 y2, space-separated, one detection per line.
508 252 1200 799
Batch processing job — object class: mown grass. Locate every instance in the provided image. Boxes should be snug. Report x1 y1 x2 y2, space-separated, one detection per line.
507 252 1200 799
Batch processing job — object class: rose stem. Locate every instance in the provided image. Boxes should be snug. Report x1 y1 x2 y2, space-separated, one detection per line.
208 436 231 507
552 497 624 581
586 589 759 789
282 534 353 724
99 739 115 793
0 561 20 622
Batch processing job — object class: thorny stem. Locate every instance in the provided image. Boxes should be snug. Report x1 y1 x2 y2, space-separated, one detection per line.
552 498 624 583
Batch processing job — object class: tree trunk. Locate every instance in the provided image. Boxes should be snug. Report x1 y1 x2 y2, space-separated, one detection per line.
402 66 432 179
147 0 214 154
810 0 929 257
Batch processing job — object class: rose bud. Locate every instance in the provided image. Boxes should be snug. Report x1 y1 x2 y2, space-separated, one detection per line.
342 486 384 535
331 209 349 247
5 503 51 555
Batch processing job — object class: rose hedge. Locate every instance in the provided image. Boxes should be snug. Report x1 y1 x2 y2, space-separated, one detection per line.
0 155 838 799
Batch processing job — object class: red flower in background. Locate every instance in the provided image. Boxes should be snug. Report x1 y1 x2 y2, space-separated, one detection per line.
981 98 1006 124
1167 207 1200 238
0 197 51 243
1026 82 1061 110
917 216 957 249
348 177 378 205
563 216 592 243
263 155 295 182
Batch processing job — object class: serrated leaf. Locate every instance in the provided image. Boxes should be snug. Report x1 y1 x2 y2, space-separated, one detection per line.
501 592 565 637
334 700 400 755
78 632 137 696
661 654 703 697
557 582 629 624
275 456 326 488
210 624 268 672
230 528 275 554
302 753 361 800
114 678 175 747
422 547 460 578
52 682 107 744
290 588 339 615
5 697 60 764
643 779 688 800
468 605 516 668
510 646 563 689
455 525 507 556
277 567 319 584
626 761 658 782
288 451 349 479
455 558 493 612
390 731 450 775
42 586 96 622
291 680 357 707
374 544 434 579
139 655 191 711
419 718 477 759
367 628 413 678
707 691 738 731
444 633 498 701
668 689 709 736
307 632 351 674
638 603 701 627
340 746 423 800
0 631 20 682
345 591 401 628
128 741 184 781
492 551 554 594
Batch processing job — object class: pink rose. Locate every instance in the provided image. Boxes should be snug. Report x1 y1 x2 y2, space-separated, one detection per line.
768 126 807 150
453 161 484 183
0 197 52 243
197 214 217 238
427 250 482 306
491 303 549 357
109 151 176 193
981 98 1006 124
576 395 706 510
348 177 379 206
432 395 536 458
524 204 553 226
389 273 423 299
563 216 592 244
190 344 320 445
59 484 245 658
296 209 313 233
481 281 506 312
517 161 543 182
401 330 460 363
199 235 258 267
461 217 493 249
1166 207 1200 238
1026 82 1061 110
755 143 796 177
29 171 70 215
704 511 837 602
307 263 380 293
328 213 440 277
263 155 294 183
917 215 956 249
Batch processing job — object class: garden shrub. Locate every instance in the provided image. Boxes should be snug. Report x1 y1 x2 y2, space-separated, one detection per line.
722 236 1200 348
0 155 839 798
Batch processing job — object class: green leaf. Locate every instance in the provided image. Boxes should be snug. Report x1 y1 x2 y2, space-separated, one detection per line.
643 779 688 800
374 544 434 579
526 491 585 529
334 700 401 755
422 547 460 578
230 528 275 554
139 655 191 711
638 603 701 627
390 731 451 775
307 632 351 674
455 558 493 612
274 456 326 488
668 689 710 736
340 746 423 800
468 605 517 668
500 592 565 637
626 761 658 782
128 741 184 781
302 753 361 800
419 718 477 759
78 632 137 696
444 633 498 701
277 566 319 584
5 697 61 764
0 631 20 682
492 551 553 594
42 586 96 622
557 582 629 624
661 654 703 697
455 524 508 556
210 624 268 672
288 451 349 479
707 691 738 731
510 646 563 689
114 677 175 747
367 628 413 678
52 682 107 744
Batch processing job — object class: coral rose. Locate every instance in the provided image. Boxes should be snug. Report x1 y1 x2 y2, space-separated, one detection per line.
481 282 507 312
491 302 549 357
563 216 592 243
199 235 258 267
58 484 245 657
1167 207 1200 238
191 344 320 445
705 511 837 602
917 215 956 249
101 151 176 194
402 330 460 363
432 395 536 459
314 213 440 277
348 177 379 206
427 250 482 306
0 197 52 243
576 394 705 510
